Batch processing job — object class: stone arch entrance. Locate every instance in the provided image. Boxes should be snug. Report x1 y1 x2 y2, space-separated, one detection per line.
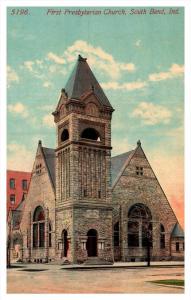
86 229 98 257
61 230 68 257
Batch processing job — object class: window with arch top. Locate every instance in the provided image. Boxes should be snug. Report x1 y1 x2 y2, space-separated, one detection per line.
160 224 165 249
33 206 45 248
81 128 101 141
128 203 153 248
61 129 69 142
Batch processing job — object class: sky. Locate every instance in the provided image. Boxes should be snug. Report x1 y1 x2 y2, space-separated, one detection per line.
7 7 184 226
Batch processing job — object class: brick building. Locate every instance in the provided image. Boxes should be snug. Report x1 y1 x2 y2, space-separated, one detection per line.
7 170 31 214
7 170 31 261
8 55 184 263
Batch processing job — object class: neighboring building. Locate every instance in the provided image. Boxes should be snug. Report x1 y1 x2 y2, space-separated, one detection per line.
7 170 31 261
7 170 31 213
8 55 184 264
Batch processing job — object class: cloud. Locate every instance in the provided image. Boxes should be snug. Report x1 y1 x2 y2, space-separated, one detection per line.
7 143 34 172
37 104 55 111
47 52 65 65
43 81 52 88
7 65 19 87
111 137 132 156
149 64 184 82
42 114 55 127
8 102 28 118
64 40 136 79
132 101 172 125
101 81 147 91
135 39 141 47
24 61 34 72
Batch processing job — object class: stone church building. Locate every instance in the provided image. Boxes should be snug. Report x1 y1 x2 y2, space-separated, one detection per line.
8 55 184 264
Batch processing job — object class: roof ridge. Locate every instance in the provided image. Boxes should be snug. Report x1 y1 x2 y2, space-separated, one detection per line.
42 146 55 151
112 150 134 159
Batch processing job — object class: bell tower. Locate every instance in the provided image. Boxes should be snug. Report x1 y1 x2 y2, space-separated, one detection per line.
53 55 114 263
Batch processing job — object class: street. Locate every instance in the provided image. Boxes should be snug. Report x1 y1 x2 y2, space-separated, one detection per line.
7 263 184 293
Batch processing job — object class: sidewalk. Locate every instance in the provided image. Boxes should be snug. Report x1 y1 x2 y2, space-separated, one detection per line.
61 261 184 269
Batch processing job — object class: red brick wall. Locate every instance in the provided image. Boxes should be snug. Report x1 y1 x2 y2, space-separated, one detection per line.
7 170 31 213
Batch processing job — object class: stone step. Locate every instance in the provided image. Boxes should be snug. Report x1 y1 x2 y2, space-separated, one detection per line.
83 257 113 265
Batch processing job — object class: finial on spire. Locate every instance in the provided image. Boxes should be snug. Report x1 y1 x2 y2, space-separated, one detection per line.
78 54 87 62
61 88 68 98
137 140 141 147
38 140 42 146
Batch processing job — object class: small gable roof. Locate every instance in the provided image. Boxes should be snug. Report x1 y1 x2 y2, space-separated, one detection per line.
171 222 184 238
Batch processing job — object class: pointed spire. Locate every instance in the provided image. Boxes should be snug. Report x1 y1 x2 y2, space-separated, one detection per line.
63 55 113 108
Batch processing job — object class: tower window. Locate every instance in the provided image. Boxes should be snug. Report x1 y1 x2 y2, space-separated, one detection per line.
84 189 87 197
81 128 101 141
61 129 69 142
176 242 180 252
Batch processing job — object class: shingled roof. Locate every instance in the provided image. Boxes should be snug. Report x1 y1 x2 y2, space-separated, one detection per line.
41 146 135 189
171 222 184 238
64 55 113 108
42 147 56 189
111 150 134 185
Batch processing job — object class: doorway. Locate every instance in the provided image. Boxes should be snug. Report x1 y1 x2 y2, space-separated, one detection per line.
86 229 97 257
61 230 68 257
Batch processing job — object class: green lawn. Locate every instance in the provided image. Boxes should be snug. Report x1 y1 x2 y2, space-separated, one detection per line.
150 279 184 287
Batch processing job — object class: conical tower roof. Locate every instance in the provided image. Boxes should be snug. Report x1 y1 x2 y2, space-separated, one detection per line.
64 55 113 108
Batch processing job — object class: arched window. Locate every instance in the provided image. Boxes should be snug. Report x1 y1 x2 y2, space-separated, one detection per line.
61 129 69 142
33 206 45 248
61 230 68 257
81 128 101 141
128 203 152 248
160 224 165 249
128 221 139 247
114 222 120 246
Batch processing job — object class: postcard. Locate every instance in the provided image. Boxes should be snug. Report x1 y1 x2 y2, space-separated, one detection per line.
6 4 184 295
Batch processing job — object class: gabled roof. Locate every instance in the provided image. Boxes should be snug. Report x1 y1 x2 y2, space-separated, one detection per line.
111 150 134 185
171 222 184 238
64 55 113 108
42 147 56 189
15 195 26 211
39 146 135 189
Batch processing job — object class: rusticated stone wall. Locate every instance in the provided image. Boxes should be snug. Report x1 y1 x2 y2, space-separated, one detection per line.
112 145 179 261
